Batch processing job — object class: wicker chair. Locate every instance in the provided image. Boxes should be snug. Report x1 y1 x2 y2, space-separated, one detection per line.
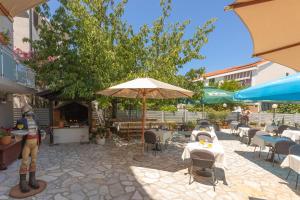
286 144 300 189
273 125 289 136
247 128 260 145
144 131 161 156
197 119 211 126
195 132 213 143
268 140 296 166
189 150 216 191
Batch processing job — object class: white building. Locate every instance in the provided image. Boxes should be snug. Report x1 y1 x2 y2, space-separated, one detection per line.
0 6 38 128
201 60 297 87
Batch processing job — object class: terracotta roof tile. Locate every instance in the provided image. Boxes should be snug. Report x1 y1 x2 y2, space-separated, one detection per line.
204 60 268 78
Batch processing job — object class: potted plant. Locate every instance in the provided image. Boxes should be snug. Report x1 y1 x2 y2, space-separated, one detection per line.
0 129 12 145
0 30 10 45
95 127 106 145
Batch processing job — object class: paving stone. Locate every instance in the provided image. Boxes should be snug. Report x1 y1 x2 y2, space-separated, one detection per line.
131 191 143 200
0 131 299 200
125 186 135 193
54 194 68 200
109 183 124 197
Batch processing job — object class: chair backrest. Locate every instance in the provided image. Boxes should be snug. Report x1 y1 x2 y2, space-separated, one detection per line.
195 132 212 142
236 123 249 130
248 128 260 139
197 119 210 126
287 126 299 131
275 140 296 155
144 131 157 144
190 150 215 169
289 144 300 156
277 125 289 134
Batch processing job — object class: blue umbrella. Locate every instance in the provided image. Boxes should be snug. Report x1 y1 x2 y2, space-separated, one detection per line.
234 73 300 101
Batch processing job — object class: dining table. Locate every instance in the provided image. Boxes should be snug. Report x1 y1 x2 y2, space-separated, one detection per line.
252 134 290 162
281 154 300 188
238 127 250 138
282 129 300 143
151 129 173 144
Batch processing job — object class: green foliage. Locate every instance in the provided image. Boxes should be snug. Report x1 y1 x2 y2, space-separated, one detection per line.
160 105 177 112
276 104 300 114
207 109 229 122
187 121 196 129
219 80 244 92
0 129 10 138
25 0 215 109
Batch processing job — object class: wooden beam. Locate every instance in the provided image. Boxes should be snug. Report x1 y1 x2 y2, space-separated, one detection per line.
253 42 300 57
0 3 13 22
226 0 274 10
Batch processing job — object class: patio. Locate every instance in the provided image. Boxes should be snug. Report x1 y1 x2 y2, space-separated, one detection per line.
0 131 299 200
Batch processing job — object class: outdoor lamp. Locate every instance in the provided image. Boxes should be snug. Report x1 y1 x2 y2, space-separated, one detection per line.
223 103 227 108
272 104 278 125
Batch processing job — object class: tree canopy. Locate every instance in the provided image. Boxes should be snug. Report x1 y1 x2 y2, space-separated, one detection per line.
25 0 215 102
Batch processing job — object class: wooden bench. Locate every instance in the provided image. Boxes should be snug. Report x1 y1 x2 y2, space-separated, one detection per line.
0 140 22 170
115 121 176 140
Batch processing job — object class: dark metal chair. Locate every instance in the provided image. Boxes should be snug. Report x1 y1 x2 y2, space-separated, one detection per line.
195 132 213 143
189 150 216 190
286 144 300 189
197 119 211 126
144 131 161 156
247 128 260 146
267 140 296 166
273 125 289 136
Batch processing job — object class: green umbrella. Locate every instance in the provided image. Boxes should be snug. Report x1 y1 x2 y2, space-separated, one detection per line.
202 87 234 104
199 87 234 118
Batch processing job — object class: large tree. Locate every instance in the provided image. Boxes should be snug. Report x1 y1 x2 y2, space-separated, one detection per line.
26 0 215 102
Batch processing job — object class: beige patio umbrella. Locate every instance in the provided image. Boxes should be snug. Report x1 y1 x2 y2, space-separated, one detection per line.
226 0 300 71
0 0 46 20
97 77 193 158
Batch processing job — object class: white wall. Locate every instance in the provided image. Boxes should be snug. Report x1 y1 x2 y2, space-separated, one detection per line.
253 62 297 86
13 13 30 52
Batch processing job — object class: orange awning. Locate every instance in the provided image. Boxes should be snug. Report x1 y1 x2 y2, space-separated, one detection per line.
227 0 300 71
0 0 46 20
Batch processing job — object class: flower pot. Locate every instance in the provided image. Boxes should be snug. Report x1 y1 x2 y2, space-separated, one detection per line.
0 136 12 145
96 138 105 145
0 34 8 45
59 121 64 128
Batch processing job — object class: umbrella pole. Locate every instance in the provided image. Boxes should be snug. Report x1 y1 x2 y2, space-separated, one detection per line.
202 103 205 119
141 95 146 154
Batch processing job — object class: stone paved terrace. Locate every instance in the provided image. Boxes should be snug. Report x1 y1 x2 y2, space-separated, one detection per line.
0 131 300 200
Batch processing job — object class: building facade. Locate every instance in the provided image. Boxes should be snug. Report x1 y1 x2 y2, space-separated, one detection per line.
0 6 37 128
202 60 297 87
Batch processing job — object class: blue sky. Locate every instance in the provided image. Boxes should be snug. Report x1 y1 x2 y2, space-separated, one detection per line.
47 0 259 75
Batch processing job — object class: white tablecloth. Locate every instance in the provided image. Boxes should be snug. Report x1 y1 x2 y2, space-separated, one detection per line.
264 125 278 133
281 155 300 174
152 130 173 144
190 126 216 142
238 127 250 138
181 141 225 165
252 131 271 148
282 130 300 142
252 133 289 149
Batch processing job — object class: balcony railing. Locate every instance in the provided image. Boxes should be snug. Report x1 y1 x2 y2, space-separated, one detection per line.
0 43 35 88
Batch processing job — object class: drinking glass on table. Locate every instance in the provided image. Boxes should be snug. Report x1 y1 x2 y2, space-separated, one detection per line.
199 139 205 145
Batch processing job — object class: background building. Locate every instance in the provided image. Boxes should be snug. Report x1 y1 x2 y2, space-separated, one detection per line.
0 6 37 128
201 60 297 87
